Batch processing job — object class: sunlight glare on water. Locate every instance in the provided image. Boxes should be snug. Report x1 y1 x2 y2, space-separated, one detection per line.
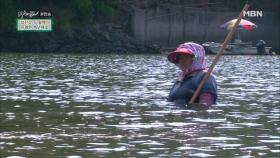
0 54 279 157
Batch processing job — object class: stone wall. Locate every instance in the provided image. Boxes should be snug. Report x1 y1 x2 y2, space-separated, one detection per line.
132 6 280 51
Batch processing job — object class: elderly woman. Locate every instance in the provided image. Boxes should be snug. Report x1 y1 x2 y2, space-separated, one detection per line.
167 42 217 106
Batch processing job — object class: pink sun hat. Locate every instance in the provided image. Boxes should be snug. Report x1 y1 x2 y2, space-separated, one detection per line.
167 47 194 64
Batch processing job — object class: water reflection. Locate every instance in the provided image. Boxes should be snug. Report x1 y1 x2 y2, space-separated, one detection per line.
0 54 279 157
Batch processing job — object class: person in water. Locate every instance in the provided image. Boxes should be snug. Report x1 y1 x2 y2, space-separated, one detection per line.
167 42 217 106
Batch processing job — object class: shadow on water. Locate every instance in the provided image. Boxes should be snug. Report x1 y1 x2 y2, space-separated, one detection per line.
0 53 279 157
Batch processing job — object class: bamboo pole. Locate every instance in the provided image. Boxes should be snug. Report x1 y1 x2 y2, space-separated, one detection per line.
188 2 250 105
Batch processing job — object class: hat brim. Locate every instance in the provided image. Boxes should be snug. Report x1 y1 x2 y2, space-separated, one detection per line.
167 51 193 64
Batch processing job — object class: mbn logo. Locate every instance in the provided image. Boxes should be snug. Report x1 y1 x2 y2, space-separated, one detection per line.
243 10 263 17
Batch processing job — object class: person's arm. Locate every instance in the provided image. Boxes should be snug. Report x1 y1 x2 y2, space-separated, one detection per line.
196 74 217 106
187 93 214 108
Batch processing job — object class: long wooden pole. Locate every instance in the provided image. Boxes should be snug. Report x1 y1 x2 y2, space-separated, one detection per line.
188 2 250 105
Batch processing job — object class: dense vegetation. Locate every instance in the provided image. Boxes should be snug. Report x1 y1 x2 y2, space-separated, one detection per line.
0 0 116 32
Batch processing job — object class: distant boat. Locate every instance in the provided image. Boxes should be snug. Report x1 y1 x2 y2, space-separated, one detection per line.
203 18 272 55
202 41 271 55
160 41 272 55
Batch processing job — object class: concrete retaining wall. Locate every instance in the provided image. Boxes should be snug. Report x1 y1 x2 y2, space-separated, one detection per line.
132 6 280 51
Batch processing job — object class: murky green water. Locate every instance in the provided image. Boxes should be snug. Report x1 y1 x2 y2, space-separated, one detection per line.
0 53 279 158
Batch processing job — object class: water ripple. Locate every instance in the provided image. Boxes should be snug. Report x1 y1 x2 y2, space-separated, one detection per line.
0 54 279 157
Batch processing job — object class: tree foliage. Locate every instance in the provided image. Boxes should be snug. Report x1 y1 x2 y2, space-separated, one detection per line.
0 0 115 31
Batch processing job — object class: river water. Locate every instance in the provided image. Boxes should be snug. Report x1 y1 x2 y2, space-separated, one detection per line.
0 53 279 158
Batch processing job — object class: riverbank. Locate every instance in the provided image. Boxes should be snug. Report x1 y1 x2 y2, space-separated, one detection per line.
0 1 160 54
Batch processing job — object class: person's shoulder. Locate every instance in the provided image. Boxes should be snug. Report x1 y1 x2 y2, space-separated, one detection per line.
208 73 216 81
200 70 216 81
191 70 217 84
205 73 217 86
199 71 217 87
